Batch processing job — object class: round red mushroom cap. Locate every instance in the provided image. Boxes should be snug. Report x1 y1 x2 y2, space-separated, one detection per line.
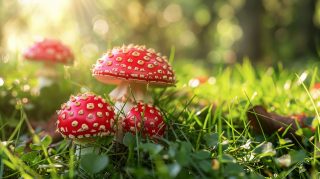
92 44 176 86
122 102 166 138
56 92 115 139
24 38 74 65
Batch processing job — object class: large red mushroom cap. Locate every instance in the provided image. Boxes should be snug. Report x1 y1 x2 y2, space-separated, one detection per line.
122 102 166 138
24 38 74 65
92 44 176 86
56 92 115 139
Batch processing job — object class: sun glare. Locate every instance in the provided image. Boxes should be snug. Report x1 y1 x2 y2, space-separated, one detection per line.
5 0 71 52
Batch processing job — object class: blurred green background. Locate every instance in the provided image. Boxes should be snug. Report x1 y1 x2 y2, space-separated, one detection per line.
1 0 320 65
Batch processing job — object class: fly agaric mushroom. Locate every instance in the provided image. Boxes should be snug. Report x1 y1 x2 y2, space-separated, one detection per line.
56 92 115 154
24 38 74 88
122 102 166 138
92 44 176 114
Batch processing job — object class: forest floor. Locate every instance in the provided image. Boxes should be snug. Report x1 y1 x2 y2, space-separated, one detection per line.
0 59 319 178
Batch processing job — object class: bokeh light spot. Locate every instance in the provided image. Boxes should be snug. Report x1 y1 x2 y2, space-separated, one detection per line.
194 8 211 26
179 30 196 47
0 78 4 86
218 4 234 19
81 43 99 59
163 4 182 23
189 78 200 88
93 19 109 36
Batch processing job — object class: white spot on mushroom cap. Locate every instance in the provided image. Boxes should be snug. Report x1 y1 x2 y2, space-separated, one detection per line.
98 103 103 108
61 113 66 119
81 124 89 130
71 121 78 127
97 112 103 117
69 111 74 116
78 110 84 115
87 113 94 119
116 57 122 61
99 125 106 130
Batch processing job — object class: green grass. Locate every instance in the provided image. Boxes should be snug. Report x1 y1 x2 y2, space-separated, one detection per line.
0 55 320 178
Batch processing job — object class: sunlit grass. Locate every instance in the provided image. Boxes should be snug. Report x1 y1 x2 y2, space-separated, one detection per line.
1 54 319 178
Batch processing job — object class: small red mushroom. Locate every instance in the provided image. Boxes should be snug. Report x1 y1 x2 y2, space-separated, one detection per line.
122 102 166 138
56 92 115 141
24 38 74 88
24 38 74 65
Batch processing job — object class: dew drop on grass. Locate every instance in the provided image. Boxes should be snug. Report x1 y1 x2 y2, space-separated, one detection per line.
297 72 308 85
284 80 291 90
276 154 291 168
262 142 276 156
188 78 200 88
240 139 251 149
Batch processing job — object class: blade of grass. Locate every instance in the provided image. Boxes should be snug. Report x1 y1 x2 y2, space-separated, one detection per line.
298 75 320 169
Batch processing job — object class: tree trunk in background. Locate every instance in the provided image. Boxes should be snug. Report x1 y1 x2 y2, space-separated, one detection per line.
236 0 320 63
299 0 319 57
236 0 264 62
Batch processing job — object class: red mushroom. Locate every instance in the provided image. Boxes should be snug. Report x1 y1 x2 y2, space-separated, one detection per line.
122 102 166 138
92 44 176 114
24 38 74 88
24 38 74 65
56 92 115 155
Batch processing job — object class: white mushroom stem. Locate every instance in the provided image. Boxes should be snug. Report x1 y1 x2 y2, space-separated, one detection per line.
38 76 54 89
36 63 59 89
109 81 152 142
37 62 59 78
109 81 153 104
113 101 136 117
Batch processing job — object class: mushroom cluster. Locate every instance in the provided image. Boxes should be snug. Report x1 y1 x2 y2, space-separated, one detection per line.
92 44 176 140
56 44 175 146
